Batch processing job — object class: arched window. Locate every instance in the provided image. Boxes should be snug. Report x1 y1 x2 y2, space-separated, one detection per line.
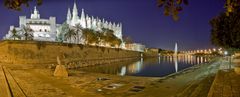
39 29 42 32
45 29 47 32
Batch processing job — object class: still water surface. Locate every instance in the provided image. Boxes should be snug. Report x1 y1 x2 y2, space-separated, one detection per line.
79 55 211 77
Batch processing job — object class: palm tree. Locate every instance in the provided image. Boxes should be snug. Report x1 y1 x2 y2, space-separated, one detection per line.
74 24 83 44
11 28 21 40
64 28 76 43
57 22 69 42
22 25 33 40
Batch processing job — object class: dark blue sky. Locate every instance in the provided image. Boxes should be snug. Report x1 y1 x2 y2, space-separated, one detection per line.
0 0 225 50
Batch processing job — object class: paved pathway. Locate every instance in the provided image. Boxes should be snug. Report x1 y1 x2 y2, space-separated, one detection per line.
0 65 27 97
4 66 27 97
208 59 240 97
0 65 12 97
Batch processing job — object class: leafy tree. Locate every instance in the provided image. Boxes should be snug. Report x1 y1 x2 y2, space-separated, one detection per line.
101 29 122 47
157 0 240 20
4 0 42 11
210 8 240 49
102 29 114 45
157 0 188 21
111 38 122 48
11 28 21 40
82 28 98 45
4 0 240 21
95 31 104 45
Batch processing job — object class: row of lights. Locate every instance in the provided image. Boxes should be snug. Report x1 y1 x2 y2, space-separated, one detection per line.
182 48 223 54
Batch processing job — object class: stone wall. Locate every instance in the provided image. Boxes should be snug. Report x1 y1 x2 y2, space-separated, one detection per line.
0 40 141 64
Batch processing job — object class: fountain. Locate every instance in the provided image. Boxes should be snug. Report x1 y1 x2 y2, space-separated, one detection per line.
174 43 178 57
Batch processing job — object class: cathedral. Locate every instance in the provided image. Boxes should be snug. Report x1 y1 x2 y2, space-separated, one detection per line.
65 2 123 40
3 1 145 52
4 6 57 41
4 1 123 42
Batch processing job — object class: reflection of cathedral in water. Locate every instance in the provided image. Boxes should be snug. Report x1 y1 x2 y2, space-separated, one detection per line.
121 58 144 75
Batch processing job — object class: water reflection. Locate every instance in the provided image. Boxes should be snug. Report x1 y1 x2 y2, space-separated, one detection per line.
79 55 211 77
158 56 161 64
174 57 178 73
128 58 143 74
119 66 126 76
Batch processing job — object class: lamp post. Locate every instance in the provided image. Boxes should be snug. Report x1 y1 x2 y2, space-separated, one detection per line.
224 51 232 70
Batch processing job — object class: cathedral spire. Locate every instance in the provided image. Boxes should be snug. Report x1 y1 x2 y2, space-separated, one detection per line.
67 8 72 24
72 1 78 16
71 1 79 26
73 1 77 12
80 9 86 28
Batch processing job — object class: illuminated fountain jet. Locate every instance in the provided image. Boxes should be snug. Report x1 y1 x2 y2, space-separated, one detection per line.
174 43 178 57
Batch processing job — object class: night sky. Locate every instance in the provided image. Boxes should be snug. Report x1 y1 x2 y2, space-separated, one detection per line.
0 0 225 50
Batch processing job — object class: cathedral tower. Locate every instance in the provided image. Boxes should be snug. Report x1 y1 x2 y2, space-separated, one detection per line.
67 8 72 24
31 6 40 19
71 1 79 26
80 9 87 28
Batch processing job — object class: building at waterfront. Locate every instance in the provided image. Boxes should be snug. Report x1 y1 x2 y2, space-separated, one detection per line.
125 43 146 52
65 2 123 40
4 7 57 41
3 1 145 52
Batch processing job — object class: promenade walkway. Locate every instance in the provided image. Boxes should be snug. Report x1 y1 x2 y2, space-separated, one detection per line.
0 65 12 97
0 65 27 97
208 70 240 97
208 58 240 97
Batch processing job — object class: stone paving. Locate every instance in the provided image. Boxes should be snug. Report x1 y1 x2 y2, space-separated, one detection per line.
208 57 240 97
0 65 28 97
0 65 11 97
208 70 240 97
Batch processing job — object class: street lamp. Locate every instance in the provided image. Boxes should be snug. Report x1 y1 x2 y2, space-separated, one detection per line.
224 51 228 55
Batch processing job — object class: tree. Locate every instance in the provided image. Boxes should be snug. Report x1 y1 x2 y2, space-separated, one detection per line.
64 28 76 43
57 22 69 42
210 8 240 49
157 0 188 21
22 25 33 40
4 0 240 21
111 38 122 48
101 29 122 47
73 24 83 44
95 31 104 45
157 0 240 20
11 28 21 40
82 28 98 45
4 0 42 11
